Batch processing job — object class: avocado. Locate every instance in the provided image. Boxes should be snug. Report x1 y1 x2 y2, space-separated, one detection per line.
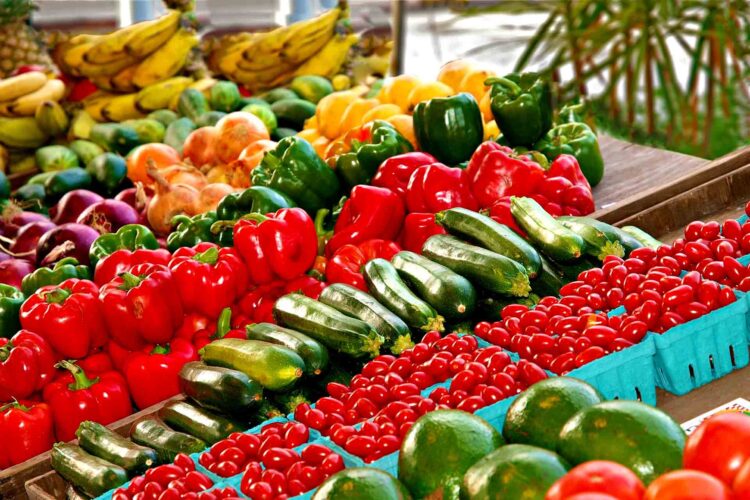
261 88 299 104
462 444 569 500
503 377 604 450
271 127 298 141
398 410 503 499
270 98 316 130
313 468 412 500
557 400 686 484
290 75 333 104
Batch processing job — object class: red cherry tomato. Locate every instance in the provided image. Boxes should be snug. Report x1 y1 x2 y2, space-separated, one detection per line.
683 412 750 485
545 460 645 500
644 470 731 500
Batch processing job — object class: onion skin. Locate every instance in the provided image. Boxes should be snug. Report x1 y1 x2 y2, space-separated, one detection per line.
36 223 100 267
50 190 104 224
76 200 142 233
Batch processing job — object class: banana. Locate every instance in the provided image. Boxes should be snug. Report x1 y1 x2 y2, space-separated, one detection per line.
0 72 48 102
230 60 296 90
124 10 182 59
132 28 198 88
0 144 8 173
135 76 193 111
83 91 118 122
35 100 70 136
214 38 256 75
188 77 218 95
0 117 50 149
293 33 359 78
110 65 140 93
61 39 98 77
278 8 341 65
8 79 66 117
101 92 145 122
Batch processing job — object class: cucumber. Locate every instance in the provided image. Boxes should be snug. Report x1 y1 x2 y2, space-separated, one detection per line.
86 152 129 196
68 140 104 166
35 145 79 172
130 418 207 463
147 109 179 126
195 110 226 128
531 255 567 297
209 81 241 112
273 293 385 358
620 225 658 250
200 338 305 391
363 258 445 333
510 196 586 262
51 443 128 498
318 283 414 355
391 251 477 321
122 118 166 143
90 123 141 156
76 421 157 476
558 216 626 261
422 235 531 297
44 167 92 202
246 323 329 376
261 88 299 104
177 88 210 121
550 256 599 282
436 207 542 277
477 293 540 321
163 117 196 155
179 361 263 415
158 400 244 445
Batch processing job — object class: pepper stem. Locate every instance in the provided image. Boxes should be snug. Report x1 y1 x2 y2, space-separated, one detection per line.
57 360 100 391
0 399 29 413
43 288 71 304
193 246 219 265
215 308 232 339
242 213 269 224
484 76 522 97
210 220 236 234
119 272 144 291
152 344 170 355
0 343 11 362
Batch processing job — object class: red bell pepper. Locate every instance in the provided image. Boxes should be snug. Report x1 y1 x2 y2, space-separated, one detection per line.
169 243 249 318
371 152 437 200
405 162 477 213
483 197 528 237
192 307 248 351
43 360 131 441
398 213 448 254
544 154 595 215
19 279 107 359
327 185 405 257
99 263 184 350
106 340 132 372
0 330 56 401
0 400 55 468
94 248 171 287
175 313 211 343
283 274 327 299
326 239 401 291
234 208 317 285
465 141 546 208
123 338 198 410
76 351 114 377
236 281 286 325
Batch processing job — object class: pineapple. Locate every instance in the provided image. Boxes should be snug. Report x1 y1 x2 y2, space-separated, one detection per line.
0 0 53 78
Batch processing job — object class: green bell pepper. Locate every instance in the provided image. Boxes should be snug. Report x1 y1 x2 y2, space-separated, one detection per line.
89 224 159 268
166 211 218 252
250 136 341 214
486 72 553 147
0 284 23 338
21 257 91 297
534 122 605 187
413 92 484 166
212 186 296 246
335 120 413 188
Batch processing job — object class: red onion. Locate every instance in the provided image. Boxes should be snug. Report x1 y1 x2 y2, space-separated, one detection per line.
50 190 104 224
9 220 56 260
36 223 99 267
0 259 35 288
115 185 152 218
0 208 49 238
76 200 142 233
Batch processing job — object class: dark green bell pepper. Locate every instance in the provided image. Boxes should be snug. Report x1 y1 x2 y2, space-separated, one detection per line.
251 136 341 214
0 284 23 338
21 257 91 297
413 92 484 166
534 122 605 187
212 186 296 246
166 211 218 252
335 120 413 188
89 224 159 268
486 72 553 147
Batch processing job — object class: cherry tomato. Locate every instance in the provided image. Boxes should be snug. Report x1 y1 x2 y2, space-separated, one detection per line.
244 481 274 500
546 461 645 500
345 435 376 457
214 460 241 477
516 360 548 385
262 447 300 471
146 465 183 487
157 488 181 500
501 304 528 319
320 452 345 475
644 470 731 500
685 221 704 241
574 346 606 367
185 471 213 493
456 395 486 413
550 352 575 375
683 412 750 485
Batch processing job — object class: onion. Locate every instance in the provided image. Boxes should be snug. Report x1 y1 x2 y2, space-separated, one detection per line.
36 223 99 267
0 205 49 239
9 220 57 260
116 184 152 221
146 166 199 235
50 190 104 224
0 259 35 288
77 200 142 233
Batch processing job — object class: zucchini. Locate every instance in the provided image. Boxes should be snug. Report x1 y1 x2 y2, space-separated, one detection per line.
158 401 243 445
510 196 586 262
363 258 445 333
51 443 128 498
179 361 263 415
436 207 541 277
531 255 567 297
273 293 385 358
200 338 305 391
422 235 531 297
620 225 659 250
477 293 540 321
391 250 477 321
558 216 626 261
318 283 414 354
89 123 141 156
76 421 158 476
246 323 329 376
130 418 207 463
550 256 599 282
272 386 316 414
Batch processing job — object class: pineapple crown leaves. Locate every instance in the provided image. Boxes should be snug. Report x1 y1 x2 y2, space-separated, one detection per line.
0 0 35 24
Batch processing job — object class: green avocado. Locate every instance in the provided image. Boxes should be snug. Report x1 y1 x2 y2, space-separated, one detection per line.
290 75 333 104
313 468 412 500
261 88 299 104
270 98 316 130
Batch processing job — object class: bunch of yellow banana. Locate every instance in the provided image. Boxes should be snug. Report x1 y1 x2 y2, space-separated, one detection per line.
208 5 358 93
0 71 66 118
53 10 199 92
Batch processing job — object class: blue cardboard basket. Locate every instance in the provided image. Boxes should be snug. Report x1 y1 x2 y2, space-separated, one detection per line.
474 395 518 433
566 335 657 405
652 291 750 395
